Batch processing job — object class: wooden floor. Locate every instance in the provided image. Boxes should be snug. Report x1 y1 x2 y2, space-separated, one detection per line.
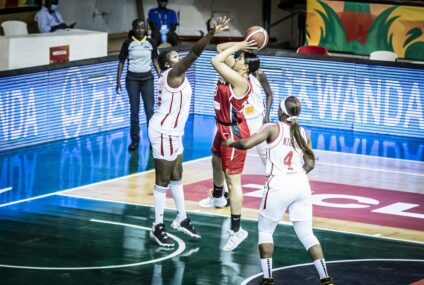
0 116 423 284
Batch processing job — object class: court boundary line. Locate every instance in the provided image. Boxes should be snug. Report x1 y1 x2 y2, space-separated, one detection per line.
240 258 424 285
0 219 186 270
58 193 424 246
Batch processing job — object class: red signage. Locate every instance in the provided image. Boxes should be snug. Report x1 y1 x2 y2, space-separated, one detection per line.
178 175 424 231
49 45 69 64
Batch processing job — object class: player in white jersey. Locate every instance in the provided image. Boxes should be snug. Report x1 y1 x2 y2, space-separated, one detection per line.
244 68 273 164
148 17 230 248
224 96 334 285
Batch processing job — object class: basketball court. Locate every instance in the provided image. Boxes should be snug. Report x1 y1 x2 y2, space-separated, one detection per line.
0 115 423 285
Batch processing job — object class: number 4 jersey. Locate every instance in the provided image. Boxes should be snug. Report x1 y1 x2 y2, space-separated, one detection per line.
265 121 309 176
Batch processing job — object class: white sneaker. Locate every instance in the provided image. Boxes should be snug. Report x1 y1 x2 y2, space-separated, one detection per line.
198 189 228 208
223 228 248 251
171 216 201 239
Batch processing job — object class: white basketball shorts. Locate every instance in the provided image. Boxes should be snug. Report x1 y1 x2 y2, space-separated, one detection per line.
260 173 313 222
148 128 183 161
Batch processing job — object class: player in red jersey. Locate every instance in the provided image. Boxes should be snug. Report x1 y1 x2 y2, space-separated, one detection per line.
210 40 259 251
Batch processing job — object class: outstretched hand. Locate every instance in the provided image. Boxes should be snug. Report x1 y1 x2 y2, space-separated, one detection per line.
212 17 230 35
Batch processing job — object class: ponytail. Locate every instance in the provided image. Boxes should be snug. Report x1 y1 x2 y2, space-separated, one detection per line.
280 96 315 159
289 119 315 159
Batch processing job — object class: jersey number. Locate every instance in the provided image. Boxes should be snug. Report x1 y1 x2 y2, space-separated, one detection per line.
283 151 294 170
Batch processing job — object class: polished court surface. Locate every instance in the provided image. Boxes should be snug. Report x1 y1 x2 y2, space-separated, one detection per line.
1 115 423 285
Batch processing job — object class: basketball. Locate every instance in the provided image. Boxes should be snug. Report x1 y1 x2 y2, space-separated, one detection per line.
244 26 269 50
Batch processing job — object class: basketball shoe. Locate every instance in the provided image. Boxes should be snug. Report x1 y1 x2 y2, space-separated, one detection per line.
258 278 275 285
171 216 201 239
198 188 228 208
320 277 334 285
150 223 175 247
223 227 248 251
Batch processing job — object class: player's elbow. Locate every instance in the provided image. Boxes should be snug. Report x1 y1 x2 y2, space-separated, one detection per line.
211 57 219 67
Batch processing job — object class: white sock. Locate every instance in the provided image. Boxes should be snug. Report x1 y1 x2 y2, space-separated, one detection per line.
153 184 167 226
260 258 273 279
169 180 187 220
313 258 329 279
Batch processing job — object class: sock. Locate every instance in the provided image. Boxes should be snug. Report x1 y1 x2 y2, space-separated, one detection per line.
313 258 329 279
260 258 273 279
231 214 241 232
169 180 187 220
153 184 167 226
212 184 223 198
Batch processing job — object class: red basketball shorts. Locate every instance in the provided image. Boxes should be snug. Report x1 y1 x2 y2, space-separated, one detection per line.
212 121 250 174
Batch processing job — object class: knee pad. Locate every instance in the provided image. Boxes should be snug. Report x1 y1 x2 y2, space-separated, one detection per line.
258 215 278 245
293 221 320 250
299 234 320 250
258 231 273 245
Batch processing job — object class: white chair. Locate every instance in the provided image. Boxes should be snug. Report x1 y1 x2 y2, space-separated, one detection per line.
1 21 28 36
370 51 398 62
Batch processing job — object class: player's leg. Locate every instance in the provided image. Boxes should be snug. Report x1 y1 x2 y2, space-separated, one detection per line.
292 220 333 284
289 175 333 284
150 157 177 247
257 177 287 285
169 138 200 238
198 132 227 208
148 130 177 247
222 172 248 251
258 215 278 285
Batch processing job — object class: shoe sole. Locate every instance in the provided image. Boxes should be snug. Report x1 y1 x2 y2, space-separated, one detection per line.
171 222 201 239
198 199 214 208
213 200 227 208
149 231 175 247
222 231 248 251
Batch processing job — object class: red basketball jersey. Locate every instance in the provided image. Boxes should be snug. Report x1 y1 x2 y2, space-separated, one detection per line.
213 79 251 125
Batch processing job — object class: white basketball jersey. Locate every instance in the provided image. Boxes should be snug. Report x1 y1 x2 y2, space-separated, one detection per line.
243 74 265 119
265 122 308 176
149 68 192 136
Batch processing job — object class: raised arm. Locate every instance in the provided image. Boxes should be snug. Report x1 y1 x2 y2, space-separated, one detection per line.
211 40 257 98
216 42 238 67
167 17 229 86
224 123 278 150
255 69 273 123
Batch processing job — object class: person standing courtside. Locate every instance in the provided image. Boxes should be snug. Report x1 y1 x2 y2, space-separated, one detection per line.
210 40 259 251
224 96 334 285
35 0 75 33
116 19 161 152
148 0 180 46
148 17 230 247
